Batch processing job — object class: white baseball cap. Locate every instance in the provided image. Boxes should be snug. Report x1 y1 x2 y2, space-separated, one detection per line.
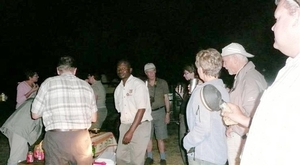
221 43 254 58
144 63 156 71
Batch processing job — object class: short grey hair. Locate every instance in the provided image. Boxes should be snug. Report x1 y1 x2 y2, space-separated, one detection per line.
275 0 300 15
275 0 299 5
195 48 223 78
57 56 77 71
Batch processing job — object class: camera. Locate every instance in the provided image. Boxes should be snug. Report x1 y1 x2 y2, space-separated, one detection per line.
150 96 155 105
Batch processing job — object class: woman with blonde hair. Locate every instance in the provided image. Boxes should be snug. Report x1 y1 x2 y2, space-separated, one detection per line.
183 48 229 165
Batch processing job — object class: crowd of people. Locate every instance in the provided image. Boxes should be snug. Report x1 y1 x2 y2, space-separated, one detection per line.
0 0 299 164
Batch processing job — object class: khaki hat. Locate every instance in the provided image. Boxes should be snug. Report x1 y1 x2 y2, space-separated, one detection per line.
144 63 156 71
221 43 254 58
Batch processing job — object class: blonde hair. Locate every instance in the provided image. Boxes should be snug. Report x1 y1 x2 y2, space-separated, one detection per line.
195 48 223 77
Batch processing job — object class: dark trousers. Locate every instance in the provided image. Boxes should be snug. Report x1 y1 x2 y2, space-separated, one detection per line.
179 114 188 165
43 130 93 165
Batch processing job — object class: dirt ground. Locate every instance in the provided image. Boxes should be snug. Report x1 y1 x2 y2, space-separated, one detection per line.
150 121 184 165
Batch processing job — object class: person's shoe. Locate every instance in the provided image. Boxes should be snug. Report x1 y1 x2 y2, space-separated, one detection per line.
160 159 167 165
145 157 154 165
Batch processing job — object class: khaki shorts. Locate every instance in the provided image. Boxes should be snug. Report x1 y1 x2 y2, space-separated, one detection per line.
150 107 168 140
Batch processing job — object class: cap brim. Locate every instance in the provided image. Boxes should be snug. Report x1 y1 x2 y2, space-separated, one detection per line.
243 53 254 58
221 52 254 58
144 68 156 71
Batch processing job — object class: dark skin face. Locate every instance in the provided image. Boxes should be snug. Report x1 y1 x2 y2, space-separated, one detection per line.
116 61 145 145
117 62 132 84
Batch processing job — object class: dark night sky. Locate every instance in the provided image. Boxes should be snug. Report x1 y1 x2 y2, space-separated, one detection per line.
0 0 287 97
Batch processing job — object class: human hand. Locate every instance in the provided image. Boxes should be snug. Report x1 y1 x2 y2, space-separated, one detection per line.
33 84 39 91
197 79 204 85
188 79 203 94
165 113 170 124
122 131 133 144
221 103 250 127
187 84 191 94
175 85 184 99
226 87 231 92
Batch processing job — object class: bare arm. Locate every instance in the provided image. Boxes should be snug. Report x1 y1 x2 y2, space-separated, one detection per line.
91 111 97 123
222 102 252 128
94 94 98 102
164 94 170 124
31 112 41 120
175 85 184 99
122 109 145 144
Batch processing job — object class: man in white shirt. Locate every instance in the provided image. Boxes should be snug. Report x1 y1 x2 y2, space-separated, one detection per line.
222 0 300 164
114 59 153 165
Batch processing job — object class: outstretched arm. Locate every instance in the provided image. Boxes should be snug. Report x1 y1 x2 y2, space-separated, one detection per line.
222 102 252 128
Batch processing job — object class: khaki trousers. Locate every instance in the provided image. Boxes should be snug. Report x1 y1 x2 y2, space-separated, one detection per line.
227 132 245 165
116 121 151 165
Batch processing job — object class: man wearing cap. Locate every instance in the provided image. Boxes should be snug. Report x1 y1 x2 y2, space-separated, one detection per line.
144 63 170 165
221 43 267 165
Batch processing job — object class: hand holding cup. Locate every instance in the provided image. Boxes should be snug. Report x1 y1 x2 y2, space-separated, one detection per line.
221 103 248 126
189 78 199 94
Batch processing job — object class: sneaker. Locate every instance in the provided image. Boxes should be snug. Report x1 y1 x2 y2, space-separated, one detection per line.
160 159 167 165
145 157 154 165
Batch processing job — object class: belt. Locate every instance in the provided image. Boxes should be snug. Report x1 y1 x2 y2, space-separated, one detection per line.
152 106 165 111
49 129 87 132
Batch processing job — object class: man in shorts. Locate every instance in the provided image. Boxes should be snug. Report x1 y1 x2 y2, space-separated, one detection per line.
144 63 170 165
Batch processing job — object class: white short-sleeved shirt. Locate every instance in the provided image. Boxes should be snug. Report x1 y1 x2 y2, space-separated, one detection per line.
240 55 300 165
114 75 152 124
